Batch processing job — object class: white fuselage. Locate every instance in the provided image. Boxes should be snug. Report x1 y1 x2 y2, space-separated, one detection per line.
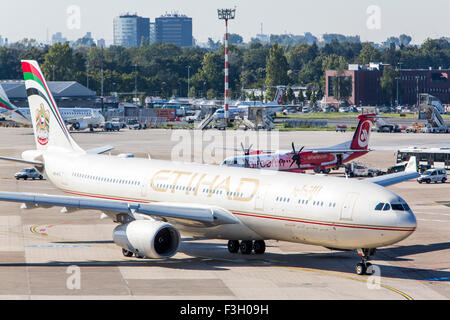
42 149 417 250
5 107 104 127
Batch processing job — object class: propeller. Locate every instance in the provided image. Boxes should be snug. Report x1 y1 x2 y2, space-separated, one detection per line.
240 142 253 168
289 142 304 169
241 142 253 156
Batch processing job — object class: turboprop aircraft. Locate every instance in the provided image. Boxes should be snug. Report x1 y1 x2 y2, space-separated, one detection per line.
221 113 375 173
0 61 419 275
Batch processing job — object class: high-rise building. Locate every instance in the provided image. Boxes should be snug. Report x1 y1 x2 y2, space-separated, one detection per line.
155 13 192 47
52 32 67 45
149 22 156 45
113 14 150 47
97 39 106 48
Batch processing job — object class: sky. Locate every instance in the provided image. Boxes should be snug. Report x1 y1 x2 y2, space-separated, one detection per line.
1 0 449 45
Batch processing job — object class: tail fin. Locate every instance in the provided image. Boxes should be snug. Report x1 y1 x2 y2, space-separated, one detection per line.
21 60 83 152
0 84 29 124
349 113 376 150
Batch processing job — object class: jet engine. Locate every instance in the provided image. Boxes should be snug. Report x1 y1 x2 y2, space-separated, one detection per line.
72 120 88 130
113 220 180 259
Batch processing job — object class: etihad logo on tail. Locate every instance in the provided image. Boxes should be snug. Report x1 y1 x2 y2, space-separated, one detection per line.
36 104 49 145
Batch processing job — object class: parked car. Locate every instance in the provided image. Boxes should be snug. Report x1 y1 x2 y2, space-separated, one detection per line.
344 162 381 177
103 121 120 132
126 119 142 130
14 168 43 180
417 168 447 184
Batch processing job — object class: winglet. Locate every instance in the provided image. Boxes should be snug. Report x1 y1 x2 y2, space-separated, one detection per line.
405 156 417 173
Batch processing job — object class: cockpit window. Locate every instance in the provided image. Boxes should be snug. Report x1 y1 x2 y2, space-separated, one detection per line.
391 203 405 211
382 203 391 211
402 203 410 211
374 203 384 211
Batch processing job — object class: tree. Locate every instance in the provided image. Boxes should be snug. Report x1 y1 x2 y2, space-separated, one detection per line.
305 87 312 100
265 42 289 88
356 43 381 64
399 34 412 47
310 91 317 105
380 65 399 105
286 87 295 103
206 88 216 99
189 86 196 98
228 34 244 45
41 42 74 81
0 47 21 79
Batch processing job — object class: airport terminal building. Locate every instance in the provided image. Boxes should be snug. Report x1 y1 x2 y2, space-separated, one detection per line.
0 80 97 108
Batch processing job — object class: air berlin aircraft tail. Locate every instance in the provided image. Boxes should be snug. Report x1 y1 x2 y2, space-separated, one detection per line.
349 113 376 150
21 60 84 153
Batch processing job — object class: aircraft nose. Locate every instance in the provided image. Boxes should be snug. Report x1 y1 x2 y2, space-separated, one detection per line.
396 210 417 232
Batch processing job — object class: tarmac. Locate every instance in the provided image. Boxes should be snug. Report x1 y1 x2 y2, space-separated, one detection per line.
0 127 449 300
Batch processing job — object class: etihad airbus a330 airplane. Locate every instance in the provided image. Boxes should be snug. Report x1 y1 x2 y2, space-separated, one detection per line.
0 61 419 275
0 83 104 131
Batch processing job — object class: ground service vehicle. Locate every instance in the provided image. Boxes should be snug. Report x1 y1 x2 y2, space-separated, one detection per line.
417 168 447 184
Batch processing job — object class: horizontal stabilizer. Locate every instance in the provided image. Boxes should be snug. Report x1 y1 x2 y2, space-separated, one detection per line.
0 156 43 166
86 145 114 154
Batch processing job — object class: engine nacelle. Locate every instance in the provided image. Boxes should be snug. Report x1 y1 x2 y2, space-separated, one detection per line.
113 220 180 259
72 120 88 130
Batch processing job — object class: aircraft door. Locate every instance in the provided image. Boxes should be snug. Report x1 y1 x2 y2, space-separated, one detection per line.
254 184 269 211
140 176 148 198
340 192 359 221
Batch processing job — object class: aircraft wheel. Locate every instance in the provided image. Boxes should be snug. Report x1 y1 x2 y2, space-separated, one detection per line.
240 240 253 255
356 263 366 275
227 240 240 253
253 240 266 254
122 249 133 257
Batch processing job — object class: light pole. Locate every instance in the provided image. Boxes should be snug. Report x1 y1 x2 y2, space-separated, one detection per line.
134 64 138 105
218 8 236 125
186 65 191 97
86 61 89 89
396 62 403 107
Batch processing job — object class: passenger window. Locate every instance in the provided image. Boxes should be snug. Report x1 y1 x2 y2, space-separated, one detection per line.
374 203 384 211
382 203 391 211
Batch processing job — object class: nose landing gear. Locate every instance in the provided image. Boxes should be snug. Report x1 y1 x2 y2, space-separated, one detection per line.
356 248 376 275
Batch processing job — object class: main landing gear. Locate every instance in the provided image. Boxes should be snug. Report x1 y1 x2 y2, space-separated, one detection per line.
356 248 376 275
228 240 266 255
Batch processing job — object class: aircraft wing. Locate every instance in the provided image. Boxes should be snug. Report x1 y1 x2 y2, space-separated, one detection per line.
364 156 419 187
0 191 239 227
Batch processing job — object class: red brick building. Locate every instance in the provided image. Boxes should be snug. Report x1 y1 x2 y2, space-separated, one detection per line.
325 63 450 107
